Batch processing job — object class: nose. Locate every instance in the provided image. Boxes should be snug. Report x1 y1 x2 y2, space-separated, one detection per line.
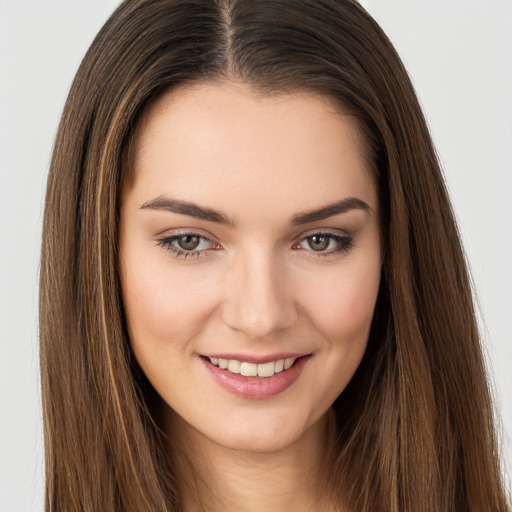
221 250 297 340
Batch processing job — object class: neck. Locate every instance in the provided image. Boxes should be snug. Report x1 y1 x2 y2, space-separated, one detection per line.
164 409 340 512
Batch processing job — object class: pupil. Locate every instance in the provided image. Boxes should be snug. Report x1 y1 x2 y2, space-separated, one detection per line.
308 235 329 251
178 235 200 251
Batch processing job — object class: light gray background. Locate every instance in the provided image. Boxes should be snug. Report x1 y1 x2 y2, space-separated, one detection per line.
0 1 510 510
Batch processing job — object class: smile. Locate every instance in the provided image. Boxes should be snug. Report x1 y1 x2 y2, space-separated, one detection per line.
208 357 296 378
201 354 310 399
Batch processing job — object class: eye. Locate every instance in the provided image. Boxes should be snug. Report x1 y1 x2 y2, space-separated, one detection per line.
157 233 220 258
295 232 353 255
174 234 203 251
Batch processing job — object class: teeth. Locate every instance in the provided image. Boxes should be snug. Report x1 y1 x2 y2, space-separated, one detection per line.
284 358 295 370
227 359 241 374
208 357 297 377
240 362 258 377
257 361 275 377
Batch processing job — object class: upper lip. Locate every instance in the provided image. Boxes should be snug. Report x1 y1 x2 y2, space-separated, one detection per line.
200 352 308 364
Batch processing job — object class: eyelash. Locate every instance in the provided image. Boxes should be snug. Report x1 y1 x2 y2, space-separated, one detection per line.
294 233 354 256
157 231 354 259
157 233 219 260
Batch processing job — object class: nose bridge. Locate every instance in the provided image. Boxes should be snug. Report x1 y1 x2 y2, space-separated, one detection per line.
222 246 296 340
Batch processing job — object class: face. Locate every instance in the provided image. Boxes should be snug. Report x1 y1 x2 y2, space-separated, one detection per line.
120 81 381 454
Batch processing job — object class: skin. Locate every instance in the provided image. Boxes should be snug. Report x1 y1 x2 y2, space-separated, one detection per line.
120 81 381 511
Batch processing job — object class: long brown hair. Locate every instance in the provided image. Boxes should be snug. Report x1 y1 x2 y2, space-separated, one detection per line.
40 0 510 510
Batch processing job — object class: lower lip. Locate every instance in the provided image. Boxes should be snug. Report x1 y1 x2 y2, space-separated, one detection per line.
201 356 310 399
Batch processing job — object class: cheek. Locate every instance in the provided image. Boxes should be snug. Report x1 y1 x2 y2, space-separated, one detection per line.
120 248 220 353
284 266 380 424
304 259 381 344
305 259 381 405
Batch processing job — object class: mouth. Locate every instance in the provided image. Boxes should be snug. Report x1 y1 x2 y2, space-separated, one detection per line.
200 353 310 399
206 356 298 378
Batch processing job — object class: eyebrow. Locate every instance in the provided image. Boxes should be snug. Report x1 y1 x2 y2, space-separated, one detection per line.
140 196 370 226
290 197 370 225
140 197 235 226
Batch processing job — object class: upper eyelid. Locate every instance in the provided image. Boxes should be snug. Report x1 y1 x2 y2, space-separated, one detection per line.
156 234 218 258
156 229 218 243
293 227 351 241
159 233 217 248
295 232 353 248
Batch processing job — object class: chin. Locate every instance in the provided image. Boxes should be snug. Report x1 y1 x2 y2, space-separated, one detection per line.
213 429 301 454
195 407 328 455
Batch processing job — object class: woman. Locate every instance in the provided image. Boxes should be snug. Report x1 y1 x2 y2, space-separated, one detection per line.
39 0 510 510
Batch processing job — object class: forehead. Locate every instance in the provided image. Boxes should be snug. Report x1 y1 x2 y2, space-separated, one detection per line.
125 81 377 219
